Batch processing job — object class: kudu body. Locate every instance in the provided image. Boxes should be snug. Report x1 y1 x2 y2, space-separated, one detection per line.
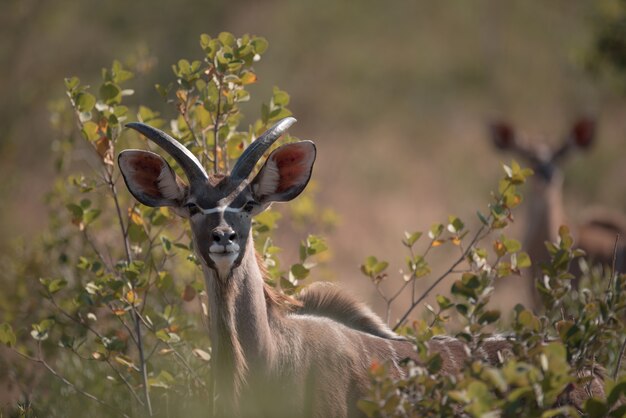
490 119 626 309
119 118 602 417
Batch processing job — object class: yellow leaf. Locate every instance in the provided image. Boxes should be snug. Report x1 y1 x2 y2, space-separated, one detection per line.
126 290 137 304
95 136 114 166
128 208 144 226
176 89 188 102
451 237 461 246
241 71 257 85
431 240 444 247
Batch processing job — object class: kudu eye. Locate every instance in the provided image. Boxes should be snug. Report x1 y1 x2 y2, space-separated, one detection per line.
243 201 256 213
184 202 200 216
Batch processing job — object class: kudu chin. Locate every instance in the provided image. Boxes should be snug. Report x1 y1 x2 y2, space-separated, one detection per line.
119 117 604 417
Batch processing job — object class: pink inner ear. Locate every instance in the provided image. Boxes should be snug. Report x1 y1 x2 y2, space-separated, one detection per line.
129 154 165 197
272 146 309 193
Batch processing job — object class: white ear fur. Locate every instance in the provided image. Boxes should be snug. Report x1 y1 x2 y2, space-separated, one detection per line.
157 165 185 201
252 157 280 198
251 141 316 203
118 150 186 208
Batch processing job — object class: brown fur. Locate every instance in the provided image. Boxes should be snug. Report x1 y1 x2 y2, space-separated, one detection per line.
295 282 404 341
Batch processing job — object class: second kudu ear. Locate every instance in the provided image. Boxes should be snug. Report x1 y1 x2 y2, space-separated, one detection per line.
489 122 516 150
571 117 596 150
251 141 316 203
118 150 187 207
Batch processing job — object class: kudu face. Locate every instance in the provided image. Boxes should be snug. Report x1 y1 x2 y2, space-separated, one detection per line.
490 118 596 182
117 117 316 280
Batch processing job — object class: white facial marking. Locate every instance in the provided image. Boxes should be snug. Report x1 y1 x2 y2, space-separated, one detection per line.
198 205 246 215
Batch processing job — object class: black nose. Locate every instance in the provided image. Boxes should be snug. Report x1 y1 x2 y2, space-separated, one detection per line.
212 228 237 245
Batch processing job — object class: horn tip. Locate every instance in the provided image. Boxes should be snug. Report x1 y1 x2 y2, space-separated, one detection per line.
125 122 149 132
277 116 297 131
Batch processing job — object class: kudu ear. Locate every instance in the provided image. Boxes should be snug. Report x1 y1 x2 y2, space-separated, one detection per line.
571 117 596 150
118 150 187 207
489 122 516 150
251 141 316 204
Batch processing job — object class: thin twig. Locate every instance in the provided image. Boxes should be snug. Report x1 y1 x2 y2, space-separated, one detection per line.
13 345 131 418
393 223 488 331
608 233 621 292
181 94 211 166
105 358 145 406
614 337 626 380
82 230 114 274
106 169 153 416
212 74 223 174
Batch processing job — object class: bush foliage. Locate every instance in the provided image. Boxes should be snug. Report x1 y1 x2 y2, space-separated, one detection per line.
1 32 626 417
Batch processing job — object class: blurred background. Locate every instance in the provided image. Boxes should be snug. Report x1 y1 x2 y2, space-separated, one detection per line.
1 0 625 318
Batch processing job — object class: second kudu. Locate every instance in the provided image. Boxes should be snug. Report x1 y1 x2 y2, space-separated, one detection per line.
119 117 603 417
490 119 626 309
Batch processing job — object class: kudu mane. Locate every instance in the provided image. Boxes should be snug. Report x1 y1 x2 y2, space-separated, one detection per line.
257 253 400 341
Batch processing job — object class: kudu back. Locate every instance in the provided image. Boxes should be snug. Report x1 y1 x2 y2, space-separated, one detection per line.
118 118 603 417
490 119 626 309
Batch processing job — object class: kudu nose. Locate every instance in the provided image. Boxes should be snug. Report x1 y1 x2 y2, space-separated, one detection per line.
212 228 237 245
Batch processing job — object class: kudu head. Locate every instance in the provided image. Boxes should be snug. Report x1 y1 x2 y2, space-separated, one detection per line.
118 117 316 280
489 118 596 183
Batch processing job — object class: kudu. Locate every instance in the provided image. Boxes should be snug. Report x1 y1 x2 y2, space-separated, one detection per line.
119 118 602 417
490 119 626 309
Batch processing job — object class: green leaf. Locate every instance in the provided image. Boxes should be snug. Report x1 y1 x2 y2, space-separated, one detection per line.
403 231 422 247
254 210 282 233
290 263 310 280
583 398 609 418
252 37 269 54
83 209 101 225
428 223 444 240
356 399 379 418
361 256 389 277
436 295 453 310
65 76 80 90
156 272 173 291
516 252 532 268
0 323 16 347
447 216 464 233
100 82 121 105
272 86 290 107
160 236 172 254
607 380 626 407
40 278 68 294
75 92 96 112
81 121 99 142
478 310 500 325
503 237 521 253
148 370 175 389
218 31 236 46
305 235 328 256
66 203 83 223
427 352 443 373
477 210 489 225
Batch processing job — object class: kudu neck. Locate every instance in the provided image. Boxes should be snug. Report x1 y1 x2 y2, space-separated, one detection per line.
525 171 567 264
201 234 277 408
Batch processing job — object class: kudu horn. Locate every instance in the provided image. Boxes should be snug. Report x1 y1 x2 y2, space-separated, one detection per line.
126 122 209 187
230 117 297 181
